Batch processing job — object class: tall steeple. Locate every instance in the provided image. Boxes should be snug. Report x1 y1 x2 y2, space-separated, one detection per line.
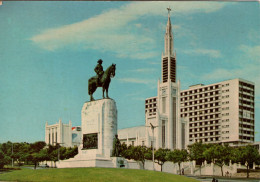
164 7 173 57
162 7 176 83
146 7 183 151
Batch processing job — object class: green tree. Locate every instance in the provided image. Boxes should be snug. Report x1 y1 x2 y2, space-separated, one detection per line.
188 142 207 175
0 141 12 159
29 141 47 168
30 148 49 169
144 147 152 161
3 142 31 166
0 150 11 169
235 145 260 178
46 144 58 165
64 147 78 159
119 143 127 156
131 146 150 169
58 146 67 160
203 144 231 176
30 141 46 153
154 148 170 172
255 153 260 166
121 144 132 160
19 143 31 165
121 145 152 169
166 149 188 175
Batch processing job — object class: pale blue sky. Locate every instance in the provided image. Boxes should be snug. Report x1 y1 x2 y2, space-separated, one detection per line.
0 1 259 143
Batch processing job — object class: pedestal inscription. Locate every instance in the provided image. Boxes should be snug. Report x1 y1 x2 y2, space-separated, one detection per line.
83 133 98 149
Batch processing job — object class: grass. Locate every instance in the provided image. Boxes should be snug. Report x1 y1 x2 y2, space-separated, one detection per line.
0 167 199 182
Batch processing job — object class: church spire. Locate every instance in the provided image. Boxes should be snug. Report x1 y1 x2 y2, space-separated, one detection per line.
164 6 173 57
166 7 172 34
162 7 176 83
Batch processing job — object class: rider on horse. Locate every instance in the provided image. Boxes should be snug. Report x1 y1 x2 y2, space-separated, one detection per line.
89 60 116 101
94 59 104 85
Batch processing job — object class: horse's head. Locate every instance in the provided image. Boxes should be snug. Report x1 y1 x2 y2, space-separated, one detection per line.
110 64 116 78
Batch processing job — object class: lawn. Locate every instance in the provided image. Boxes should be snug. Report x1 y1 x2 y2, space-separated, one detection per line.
0 167 199 182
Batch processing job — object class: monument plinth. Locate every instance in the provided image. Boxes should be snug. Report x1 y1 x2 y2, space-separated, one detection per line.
56 99 118 168
81 99 117 158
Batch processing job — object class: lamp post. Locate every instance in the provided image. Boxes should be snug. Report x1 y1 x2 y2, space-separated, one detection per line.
11 142 13 167
150 123 158 171
54 142 64 161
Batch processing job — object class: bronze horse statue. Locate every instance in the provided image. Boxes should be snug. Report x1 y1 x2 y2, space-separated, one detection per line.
88 64 116 101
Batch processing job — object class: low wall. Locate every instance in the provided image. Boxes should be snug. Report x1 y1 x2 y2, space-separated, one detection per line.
40 159 238 176
125 160 184 174
125 160 237 176
192 162 237 176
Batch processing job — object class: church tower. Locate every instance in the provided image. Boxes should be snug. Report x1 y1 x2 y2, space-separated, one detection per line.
145 7 183 150
162 7 176 83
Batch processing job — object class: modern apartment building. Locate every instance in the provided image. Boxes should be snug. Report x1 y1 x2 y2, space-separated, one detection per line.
180 78 255 145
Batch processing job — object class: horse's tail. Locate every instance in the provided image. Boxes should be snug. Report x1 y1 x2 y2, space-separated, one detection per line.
88 79 91 95
88 77 97 95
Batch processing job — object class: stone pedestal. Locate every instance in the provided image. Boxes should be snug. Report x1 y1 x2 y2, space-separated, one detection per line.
81 98 117 159
57 99 118 168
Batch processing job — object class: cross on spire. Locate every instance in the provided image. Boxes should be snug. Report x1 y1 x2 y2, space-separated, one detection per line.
167 6 171 17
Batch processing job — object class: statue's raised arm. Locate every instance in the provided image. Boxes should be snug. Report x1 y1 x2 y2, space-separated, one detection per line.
88 59 116 101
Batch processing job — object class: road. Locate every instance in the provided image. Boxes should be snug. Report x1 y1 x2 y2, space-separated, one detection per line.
187 175 260 182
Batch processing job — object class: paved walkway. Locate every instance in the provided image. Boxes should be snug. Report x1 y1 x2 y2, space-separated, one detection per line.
187 175 260 182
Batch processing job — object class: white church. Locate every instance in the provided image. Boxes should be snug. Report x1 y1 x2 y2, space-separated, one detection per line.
118 8 188 150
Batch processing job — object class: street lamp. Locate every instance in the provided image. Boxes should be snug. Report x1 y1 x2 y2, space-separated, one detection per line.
150 123 158 171
53 142 64 161
11 142 14 167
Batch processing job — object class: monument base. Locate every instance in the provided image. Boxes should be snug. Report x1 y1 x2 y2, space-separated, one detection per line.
56 156 126 168
56 158 115 168
57 99 118 168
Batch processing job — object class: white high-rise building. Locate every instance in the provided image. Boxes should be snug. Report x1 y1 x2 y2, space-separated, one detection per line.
180 78 255 145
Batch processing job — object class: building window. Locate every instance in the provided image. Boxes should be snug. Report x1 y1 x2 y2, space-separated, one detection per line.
132 141 135 146
52 132 54 145
55 132 57 143
49 133 50 144
162 97 166 113
142 141 145 146
162 120 165 148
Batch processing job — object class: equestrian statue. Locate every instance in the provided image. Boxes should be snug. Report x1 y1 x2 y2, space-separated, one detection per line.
88 59 116 101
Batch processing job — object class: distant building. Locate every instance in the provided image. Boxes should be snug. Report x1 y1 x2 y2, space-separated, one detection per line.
180 78 255 145
45 119 81 147
118 126 146 146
